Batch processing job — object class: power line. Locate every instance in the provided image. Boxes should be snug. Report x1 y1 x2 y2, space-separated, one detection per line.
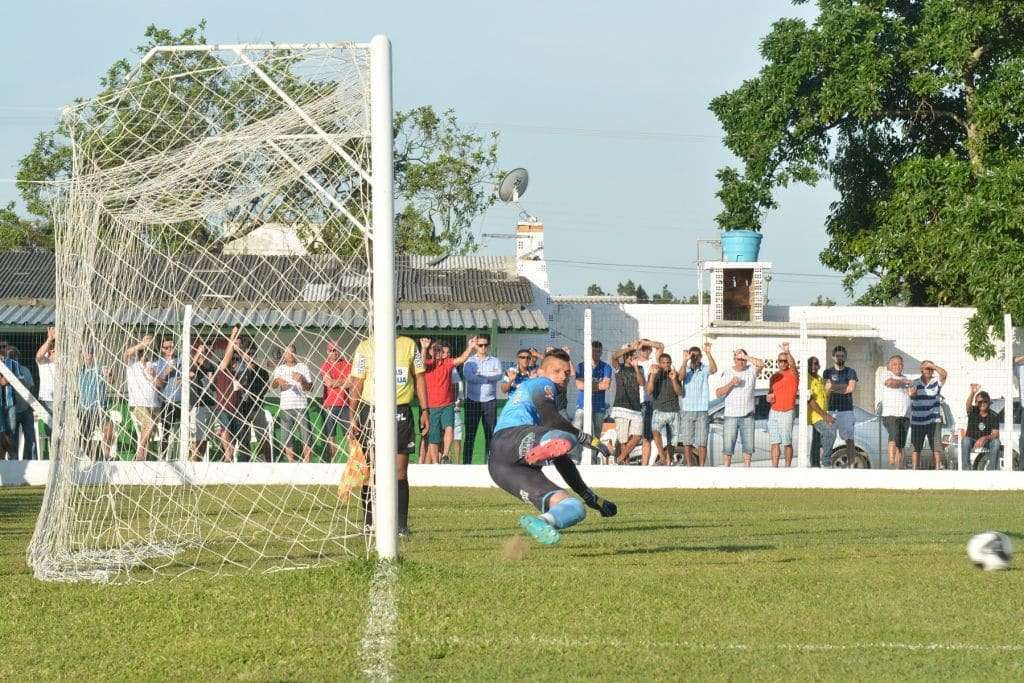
545 257 871 281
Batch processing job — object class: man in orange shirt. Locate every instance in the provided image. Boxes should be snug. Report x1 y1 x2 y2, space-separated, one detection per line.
767 342 798 467
320 341 352 463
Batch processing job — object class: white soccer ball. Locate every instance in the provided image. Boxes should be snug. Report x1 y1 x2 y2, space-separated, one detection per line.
967 531 1014 571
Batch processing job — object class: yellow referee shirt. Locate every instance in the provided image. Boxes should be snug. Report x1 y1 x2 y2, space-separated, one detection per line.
351 336 425 406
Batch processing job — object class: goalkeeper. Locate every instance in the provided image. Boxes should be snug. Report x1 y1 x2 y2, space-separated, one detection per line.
490 349 617 545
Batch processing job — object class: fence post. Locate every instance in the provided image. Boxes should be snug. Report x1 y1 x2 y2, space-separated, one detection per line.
1004 313 1013 472
797 318 810 468
582 308 594 464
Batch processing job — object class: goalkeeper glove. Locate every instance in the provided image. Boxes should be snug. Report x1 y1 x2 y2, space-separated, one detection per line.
581 488 618 518
578 433 611 460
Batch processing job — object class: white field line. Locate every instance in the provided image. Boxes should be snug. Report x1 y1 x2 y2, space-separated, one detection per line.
360 559 398 681
408 635 1024 653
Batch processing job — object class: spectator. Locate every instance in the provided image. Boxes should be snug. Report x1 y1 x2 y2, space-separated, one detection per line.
271 344 314 463
449 358 464 464
124 335 160 461
501 348 539 396
767 343 798 467
227 335 273 462
349 334 428 537
715 349 765 467
2 348 37 459
420 336 473 465
635 339 664 468
573 341 614 441
320 340 352 463
806 356 832 468
908 360 948 470
1015 354 1024 470
212 327 244 463
461 334 502 464
609 342 646 465
35 327 56 454
821 345 859 468
79 347 115 460
189 341 220 461
152 336 182 459
646 352 682 466
678 343 717 466
963 385 1001 471
880 354 912 469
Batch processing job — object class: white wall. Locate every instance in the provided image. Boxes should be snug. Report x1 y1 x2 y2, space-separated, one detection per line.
551 302 1016 427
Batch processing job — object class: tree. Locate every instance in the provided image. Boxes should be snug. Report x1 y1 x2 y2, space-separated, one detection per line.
9 22 499 257
0 202 52 250
681 291 711 304
394 106 499 256
709 0 1024 356
586 283 606 296
635 285 650 304
810 295 836 306
616 280 637 297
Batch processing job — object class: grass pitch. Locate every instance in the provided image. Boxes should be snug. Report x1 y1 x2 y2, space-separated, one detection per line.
3 485 1024 680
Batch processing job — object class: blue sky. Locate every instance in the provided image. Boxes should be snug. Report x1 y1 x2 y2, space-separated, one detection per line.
0 0 854 303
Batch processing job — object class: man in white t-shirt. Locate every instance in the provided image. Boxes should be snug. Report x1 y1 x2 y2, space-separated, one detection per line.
715 348 765 467
123 335 160 461
35 327 56 456
271 344 313 462
879 354 913 469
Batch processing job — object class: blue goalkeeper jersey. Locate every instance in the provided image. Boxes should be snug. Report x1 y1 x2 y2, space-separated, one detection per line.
495 376 560 431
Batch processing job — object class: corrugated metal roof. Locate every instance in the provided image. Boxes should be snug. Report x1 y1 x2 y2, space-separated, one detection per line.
0 303 547 331
0 251 56 299
0 250 533 306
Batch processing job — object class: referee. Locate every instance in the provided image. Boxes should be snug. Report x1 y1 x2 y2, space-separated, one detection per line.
348 334 428 537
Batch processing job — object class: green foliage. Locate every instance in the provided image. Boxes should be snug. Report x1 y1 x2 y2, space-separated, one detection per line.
810 294 836 306
615 279 637 297
710 0 1024 356
586 283 606 296
5 486 1024 679
9 22 499 258
395 106 499 256
0 202 52 250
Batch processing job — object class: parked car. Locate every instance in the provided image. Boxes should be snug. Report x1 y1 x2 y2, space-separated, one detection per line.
705 390 884 468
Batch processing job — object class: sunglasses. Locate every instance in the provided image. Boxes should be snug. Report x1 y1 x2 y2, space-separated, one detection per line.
478 343 489 347
777 358 788 363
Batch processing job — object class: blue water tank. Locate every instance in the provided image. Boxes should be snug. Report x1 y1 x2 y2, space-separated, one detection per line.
721 230 762 262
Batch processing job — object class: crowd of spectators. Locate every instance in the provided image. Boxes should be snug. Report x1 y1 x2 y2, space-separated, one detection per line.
3 326 1024 471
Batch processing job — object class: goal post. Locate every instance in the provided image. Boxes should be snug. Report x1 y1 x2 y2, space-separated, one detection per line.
369 34 397 561
28 36 397 582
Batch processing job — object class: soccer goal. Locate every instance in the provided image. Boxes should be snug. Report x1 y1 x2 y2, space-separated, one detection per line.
28 36 398 583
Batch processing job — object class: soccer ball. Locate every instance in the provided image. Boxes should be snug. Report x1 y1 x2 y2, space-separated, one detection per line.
966 532 1014 571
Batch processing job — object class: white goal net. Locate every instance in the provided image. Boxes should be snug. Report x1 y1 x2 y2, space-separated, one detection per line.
28 39 394 583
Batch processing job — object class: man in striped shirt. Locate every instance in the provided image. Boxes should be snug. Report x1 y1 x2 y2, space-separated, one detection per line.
908 360 948 470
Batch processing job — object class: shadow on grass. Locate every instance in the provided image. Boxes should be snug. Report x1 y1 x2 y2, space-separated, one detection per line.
571 543 775 558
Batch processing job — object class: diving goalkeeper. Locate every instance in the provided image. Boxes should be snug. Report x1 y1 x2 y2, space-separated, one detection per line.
490 348 618 545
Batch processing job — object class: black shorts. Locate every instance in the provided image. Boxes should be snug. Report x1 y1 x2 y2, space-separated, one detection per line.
489 426 566 512
910 422 942 454
882 416 909 447
642 401 653 440
355 404 416 454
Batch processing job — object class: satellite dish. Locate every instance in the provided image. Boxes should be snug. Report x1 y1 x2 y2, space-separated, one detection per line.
497 168 529 202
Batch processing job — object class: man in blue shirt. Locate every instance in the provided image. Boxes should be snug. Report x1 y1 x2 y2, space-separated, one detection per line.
820 345 859 468
152 337 182 460
678 342 717 466
573 340 614 439
491 349 616 545
461 334 503 464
